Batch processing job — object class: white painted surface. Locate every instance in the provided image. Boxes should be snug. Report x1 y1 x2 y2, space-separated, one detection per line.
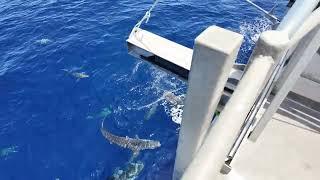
181 56 274 180
216 97 320 180
127 28 193 70
292 48 320 102
173 26 243 179
301 50 320 83
277 0 319 38
127 28 245 86
293 77 320 102
250 26 320 141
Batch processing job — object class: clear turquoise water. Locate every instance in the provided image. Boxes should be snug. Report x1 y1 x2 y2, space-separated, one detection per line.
0 0 288 179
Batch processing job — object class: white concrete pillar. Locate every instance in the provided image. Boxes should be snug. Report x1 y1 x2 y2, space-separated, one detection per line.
249 25 320 141
173 26 243 179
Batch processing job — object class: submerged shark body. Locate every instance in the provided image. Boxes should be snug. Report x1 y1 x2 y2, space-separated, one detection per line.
108 161 144 180
72 72 89 79
163 92 184 106
62 69 89 80
100 121 161 158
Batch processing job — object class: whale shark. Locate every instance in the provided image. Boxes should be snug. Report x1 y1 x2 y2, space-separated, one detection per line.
100 120 161 158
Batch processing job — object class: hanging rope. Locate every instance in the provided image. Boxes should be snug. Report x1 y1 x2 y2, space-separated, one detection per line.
245 0 280 24
130 0 161 36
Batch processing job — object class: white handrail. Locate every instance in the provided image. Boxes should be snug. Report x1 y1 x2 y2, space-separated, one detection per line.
180 29 289 179
249 7 320 141
228 6 320 159
277 0 320 38
181 56 275 180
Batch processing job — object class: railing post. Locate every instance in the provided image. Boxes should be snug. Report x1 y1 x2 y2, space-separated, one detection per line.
277 0 320 38
249 25 320 141
173 26 243 179
179 30 289 180
181 55 274 180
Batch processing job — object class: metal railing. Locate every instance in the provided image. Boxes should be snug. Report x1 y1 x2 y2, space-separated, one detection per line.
227 0 320 162
249 7 320 141
178 3 320 179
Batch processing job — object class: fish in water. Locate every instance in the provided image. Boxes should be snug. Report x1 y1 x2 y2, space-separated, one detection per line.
0 146 18 160
98 107 112 118
72 72 89 79
108 161 144 180
36 38 52 45
100 120 161 159
62 69 89 80
144 103 158 121
163 92 184 106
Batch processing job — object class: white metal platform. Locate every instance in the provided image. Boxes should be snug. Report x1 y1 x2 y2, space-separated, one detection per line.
127 28 193 71
127 28 245 90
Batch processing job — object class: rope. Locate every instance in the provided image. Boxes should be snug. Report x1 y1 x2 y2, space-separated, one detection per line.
130 0 161 36
245 0 280 23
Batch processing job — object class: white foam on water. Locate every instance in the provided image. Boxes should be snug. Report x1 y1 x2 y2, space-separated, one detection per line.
162 92 185 124
35 38 52 45
147 66 184 94
131 61 142 75
239 17 272 53
138 67 186 124
169 104 184 124
119 62 187 125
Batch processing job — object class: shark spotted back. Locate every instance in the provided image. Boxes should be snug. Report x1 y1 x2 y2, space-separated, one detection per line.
100 120 161 155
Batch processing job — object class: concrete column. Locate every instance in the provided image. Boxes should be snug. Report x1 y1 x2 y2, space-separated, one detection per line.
249 25 320 141
173 26 243 179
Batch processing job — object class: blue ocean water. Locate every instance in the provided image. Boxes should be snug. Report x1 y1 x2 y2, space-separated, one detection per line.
0 0 288 179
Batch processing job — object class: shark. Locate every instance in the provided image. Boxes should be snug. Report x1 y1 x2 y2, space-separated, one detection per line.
72 72 89 79
100 120 161 159
62 69 89 80
108 161 144 180
163 92 184 106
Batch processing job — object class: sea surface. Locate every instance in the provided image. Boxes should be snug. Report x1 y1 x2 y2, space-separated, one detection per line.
0 0 288 179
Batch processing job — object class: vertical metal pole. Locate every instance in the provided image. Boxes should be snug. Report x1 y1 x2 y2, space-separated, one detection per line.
173 26 243 179
249 25 320 141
